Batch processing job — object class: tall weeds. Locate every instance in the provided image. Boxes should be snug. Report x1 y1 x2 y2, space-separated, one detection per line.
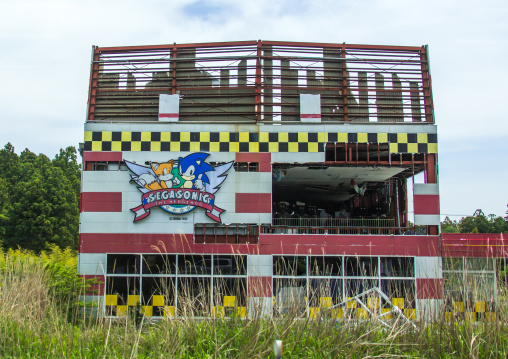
0 248 507 358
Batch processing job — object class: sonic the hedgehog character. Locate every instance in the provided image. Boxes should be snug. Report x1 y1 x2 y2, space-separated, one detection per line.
178 153 213 191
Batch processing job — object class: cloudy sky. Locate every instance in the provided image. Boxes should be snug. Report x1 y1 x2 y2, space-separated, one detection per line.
0 0 507 219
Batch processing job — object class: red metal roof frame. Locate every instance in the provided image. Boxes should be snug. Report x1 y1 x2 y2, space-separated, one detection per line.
95 40 423 53
87 40 432 123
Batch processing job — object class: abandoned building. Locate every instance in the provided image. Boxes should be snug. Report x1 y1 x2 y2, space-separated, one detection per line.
79 40 501 320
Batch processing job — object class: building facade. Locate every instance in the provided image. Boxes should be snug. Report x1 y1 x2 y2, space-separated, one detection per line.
79 40 500 320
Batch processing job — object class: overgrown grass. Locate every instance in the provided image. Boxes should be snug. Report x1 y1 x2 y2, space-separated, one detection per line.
0 249 507 358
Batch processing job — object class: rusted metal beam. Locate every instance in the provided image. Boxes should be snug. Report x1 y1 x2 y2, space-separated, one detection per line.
341 44 349 122
420 46 434 123
255 41 262 122
97 40 258 52
87 46 100 122
260 40 422 51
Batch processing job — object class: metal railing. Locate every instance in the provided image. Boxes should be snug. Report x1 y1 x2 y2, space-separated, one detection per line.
87 40 433 123
194 223 259 244
273 217 395 228
264 226 413 235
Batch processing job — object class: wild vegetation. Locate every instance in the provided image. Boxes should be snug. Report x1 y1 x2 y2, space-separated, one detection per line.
0 248 507 358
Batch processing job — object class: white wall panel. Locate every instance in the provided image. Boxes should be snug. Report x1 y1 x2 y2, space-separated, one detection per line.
414 214 441 226
86 122 438 136
271 152 323 163
248 297 272 318
78 253 107 276
248 255 272 277
80 212 194 234
415 257 442 278
414 183 439 195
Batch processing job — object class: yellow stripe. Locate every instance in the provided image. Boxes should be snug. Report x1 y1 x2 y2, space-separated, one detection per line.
357 133 368 143
377 133 388 142
141 132 151 141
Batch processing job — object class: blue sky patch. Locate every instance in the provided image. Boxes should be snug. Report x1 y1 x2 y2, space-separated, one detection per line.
181 1 234 21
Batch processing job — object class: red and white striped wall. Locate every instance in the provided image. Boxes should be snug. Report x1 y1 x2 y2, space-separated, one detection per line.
413 183 440 227
247 255 273 317
415 256 443 319
234 152 271 215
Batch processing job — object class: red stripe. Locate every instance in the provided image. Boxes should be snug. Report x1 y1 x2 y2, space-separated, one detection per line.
81 192 122 212
158 113 179 118
414 194 440 215
235 152 271 163
442 233 508 257
300 114 321 118
248 276 272 297
442 233 504 241
416 278 443 299
79 233 261 254
235 193 271 213
258 235 440 256
79 233 442 257
83 151 122 162
443 247 508 258
259 162 271 172
79 275 105 295
444 240 506 245
235 153 271 171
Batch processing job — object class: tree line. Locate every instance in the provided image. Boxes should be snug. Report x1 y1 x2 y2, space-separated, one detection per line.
441 209 508 233
0 143 80 252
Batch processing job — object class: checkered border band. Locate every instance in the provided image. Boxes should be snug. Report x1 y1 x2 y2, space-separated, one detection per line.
105 294 174 317
445 300 496 322
84 131 438 154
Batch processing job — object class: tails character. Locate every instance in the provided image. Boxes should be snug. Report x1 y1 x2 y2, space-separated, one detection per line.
126 160 181 191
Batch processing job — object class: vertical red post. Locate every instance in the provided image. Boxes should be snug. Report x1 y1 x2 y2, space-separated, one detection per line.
341 44 349 122
420 46 433 123
426 153 439 235
87 47 100 122
171 47 178 95
256 40 262 122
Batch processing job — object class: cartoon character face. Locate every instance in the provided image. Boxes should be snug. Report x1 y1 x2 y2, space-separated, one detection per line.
151 161 175 181
178 153 213 190
180 164 196 181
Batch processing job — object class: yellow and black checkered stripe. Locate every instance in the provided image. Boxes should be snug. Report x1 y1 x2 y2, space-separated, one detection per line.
306 297 416 319
213 295 247 318
105 294 175 317
84 131 437 154
445 301 496 322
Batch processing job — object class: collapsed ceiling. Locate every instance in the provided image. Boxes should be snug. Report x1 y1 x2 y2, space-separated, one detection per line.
273 165 405 203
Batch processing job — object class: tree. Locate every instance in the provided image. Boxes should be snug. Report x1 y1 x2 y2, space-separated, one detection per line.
456 209 508 234
0 143 81 252
441 216 459 233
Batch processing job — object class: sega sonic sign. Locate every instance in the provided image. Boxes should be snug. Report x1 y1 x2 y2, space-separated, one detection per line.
125 153 233 223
